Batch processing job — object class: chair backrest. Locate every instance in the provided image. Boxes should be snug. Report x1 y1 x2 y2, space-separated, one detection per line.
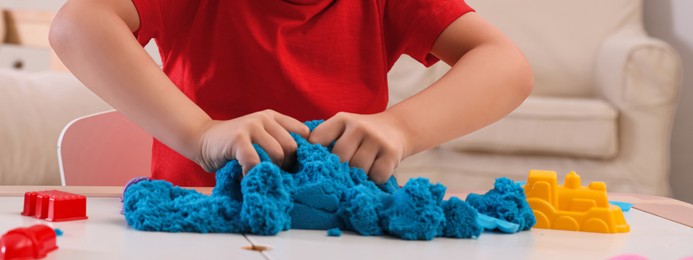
58 110 152 186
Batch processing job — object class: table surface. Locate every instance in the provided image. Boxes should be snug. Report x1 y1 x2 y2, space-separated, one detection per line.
1 186 691 259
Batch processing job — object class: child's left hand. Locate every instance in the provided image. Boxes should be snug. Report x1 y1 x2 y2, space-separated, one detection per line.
308 112 410 183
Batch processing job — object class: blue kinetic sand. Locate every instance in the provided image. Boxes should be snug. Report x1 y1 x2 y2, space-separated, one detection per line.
123 121 533 240
477 214 520 233
466 177 537 231
609 201 633 212
327 228 342 237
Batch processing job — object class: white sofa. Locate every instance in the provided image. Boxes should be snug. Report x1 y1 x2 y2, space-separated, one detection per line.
390 0 682 196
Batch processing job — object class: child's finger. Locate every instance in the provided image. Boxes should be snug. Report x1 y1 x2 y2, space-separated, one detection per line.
264 120 299 168
349 140 378 176
252 131 285 166
331 127 362 163
369 155 397 184
272 112 310 137
308 116 346 146
235 141 261 175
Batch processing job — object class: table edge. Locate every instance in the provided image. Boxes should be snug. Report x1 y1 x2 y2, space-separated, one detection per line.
2 186 690 227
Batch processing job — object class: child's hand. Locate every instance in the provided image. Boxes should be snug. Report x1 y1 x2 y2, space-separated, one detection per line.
195 110 310 174
308 112 410 183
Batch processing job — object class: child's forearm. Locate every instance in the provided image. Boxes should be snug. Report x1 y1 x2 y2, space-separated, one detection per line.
386 15 533 158
50 0 209 162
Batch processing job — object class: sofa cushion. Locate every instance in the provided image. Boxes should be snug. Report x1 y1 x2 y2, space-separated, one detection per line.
442 96 618 159
466 0 642 98
0 70 112 185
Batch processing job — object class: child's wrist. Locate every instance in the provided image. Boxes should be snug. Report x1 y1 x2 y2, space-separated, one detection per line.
184 118 217 170
378 110 414 159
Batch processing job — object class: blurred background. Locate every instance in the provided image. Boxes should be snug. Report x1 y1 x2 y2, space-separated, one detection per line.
0 0 691 203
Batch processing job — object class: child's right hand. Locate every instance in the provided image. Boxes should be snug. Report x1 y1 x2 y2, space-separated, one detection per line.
194 110 310 175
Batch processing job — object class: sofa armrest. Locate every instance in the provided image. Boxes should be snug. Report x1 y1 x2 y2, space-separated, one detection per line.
594 32 682 195
0 70 112 185
596 32 681 108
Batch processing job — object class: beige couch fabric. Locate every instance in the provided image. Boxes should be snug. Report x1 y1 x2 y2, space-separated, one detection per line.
0 70 111 185
444 96 618 159
389 0 681 196
467 0 642 98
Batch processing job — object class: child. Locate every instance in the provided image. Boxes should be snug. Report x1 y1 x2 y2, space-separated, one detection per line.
49 0 533 187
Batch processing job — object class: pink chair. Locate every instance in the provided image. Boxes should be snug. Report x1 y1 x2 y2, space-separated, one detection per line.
58 110 152 186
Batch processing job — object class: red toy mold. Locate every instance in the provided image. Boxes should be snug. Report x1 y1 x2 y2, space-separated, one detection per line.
0 224 58 260
21 190 88 222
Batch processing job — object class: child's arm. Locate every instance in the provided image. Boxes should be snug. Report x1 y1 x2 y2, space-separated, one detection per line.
309 12 533 183
50 0 308 174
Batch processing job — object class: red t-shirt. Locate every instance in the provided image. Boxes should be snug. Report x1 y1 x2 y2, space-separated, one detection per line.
131 0 474 186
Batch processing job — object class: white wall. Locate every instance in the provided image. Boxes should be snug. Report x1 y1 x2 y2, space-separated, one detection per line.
1 0 65 10
644 0 693 204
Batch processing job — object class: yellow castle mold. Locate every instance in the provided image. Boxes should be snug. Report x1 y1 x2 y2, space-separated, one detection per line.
523 170 630 233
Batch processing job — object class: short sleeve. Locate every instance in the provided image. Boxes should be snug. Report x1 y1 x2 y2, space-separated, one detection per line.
385 0 474 67
130 0 196 46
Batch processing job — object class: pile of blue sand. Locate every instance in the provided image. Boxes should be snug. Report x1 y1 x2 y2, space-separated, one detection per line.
466 178 536 231
123 121 534 240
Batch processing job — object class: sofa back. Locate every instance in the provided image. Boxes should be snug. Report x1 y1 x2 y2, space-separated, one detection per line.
464 0 643 97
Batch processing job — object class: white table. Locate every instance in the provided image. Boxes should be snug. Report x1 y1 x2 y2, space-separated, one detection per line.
247 208 692 260
1 187 692 259
0 197 261 259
